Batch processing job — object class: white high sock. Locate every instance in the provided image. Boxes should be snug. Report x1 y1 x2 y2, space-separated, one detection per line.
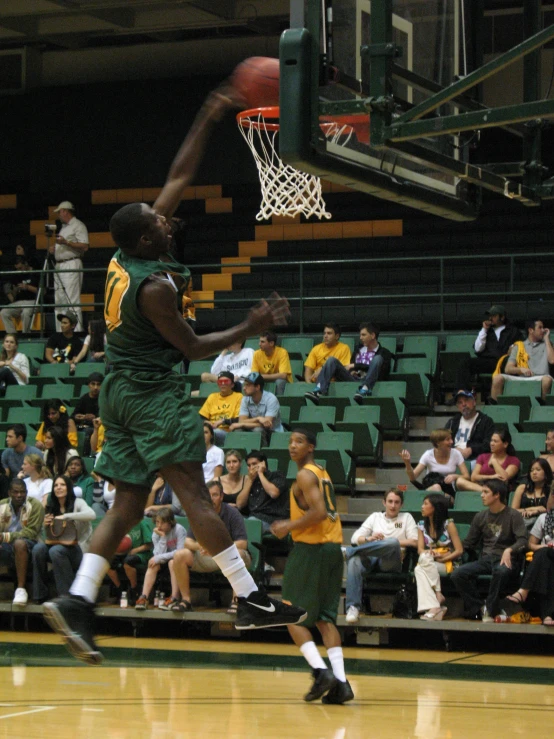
212 543 258 599
300 641 327 671
69 553 110 604
327 646 346 682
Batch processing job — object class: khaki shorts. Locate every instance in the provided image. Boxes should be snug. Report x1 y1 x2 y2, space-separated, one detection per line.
95 370 205 488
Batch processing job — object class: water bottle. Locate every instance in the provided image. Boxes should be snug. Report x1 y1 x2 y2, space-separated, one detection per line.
158 592 165 609
153 590 159 607
120 591 128 609
494 614 508 623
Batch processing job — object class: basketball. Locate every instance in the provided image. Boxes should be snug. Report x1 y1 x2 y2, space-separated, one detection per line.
116 534 132 555
231 56 280 109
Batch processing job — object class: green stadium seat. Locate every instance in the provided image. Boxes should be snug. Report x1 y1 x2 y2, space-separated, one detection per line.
522 406 554 435
357 380 408 438
244 338 259 350
335 404 381 462
398 336 439 374
453 491 486 512
5 385 37 401
198 382 219 398
485 405 521 427
7 407 41 425
402 489 433 512
315 431 354 492
289 359 304 379
39 363 71 378
222 431 262 456
389 357 432 409
72 363 105 379
295 405 336 435
40 384 73 402
281 337 314 360
379 336 397 356
497 381 542 420
18 342 46 363
439 334 476 389
263 431 292 467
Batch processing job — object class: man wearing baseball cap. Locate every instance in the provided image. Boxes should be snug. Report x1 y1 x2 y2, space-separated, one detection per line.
49 201 89 331
44 311 83 364
228 372 284 443
450 304 521 402
198 371 243 446
444 389 495 464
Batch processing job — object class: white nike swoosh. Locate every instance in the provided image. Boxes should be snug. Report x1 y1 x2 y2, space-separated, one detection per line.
247 601 276 613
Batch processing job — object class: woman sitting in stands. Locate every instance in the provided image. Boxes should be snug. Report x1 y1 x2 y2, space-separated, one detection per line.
511 458 551 528
70 318 107 369
540 428 554 474
32 474 95 603
0 334 30 394
415 493 463 621
219 449 248 508
202 422 224 483
400 429 470 502
508 489 554 625
18 453 52 502
64 456 95 506
134 507 186 611
42 426 79 477
35 399 78 450
144 473 182 517
456 427 520 493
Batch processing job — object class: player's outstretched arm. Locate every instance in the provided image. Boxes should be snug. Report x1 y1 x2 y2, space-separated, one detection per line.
153 86 241 220
139 280 290 361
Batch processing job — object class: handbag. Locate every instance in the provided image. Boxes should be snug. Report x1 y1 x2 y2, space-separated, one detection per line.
45 518 78 546
391 586 415 619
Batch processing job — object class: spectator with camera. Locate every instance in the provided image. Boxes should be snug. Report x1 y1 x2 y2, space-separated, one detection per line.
48 201 89 332
71 372 103 455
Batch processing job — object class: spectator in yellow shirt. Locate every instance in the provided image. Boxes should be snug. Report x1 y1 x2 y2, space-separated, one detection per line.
199 371 243 446
251 331 292 395
304 324 351 385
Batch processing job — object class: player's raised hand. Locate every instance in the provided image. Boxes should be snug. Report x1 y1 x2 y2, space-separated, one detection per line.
247 292 291 332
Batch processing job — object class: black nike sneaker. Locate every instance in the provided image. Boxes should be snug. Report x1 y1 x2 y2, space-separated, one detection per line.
304 668 335 702
43 595 103 665
321 678 355 704
234 590 307 630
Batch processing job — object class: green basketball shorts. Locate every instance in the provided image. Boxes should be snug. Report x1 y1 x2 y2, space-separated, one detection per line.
95 370 205 488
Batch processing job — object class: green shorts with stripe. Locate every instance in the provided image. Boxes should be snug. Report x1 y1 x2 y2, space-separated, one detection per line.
95 370 205 488
281 541 343 628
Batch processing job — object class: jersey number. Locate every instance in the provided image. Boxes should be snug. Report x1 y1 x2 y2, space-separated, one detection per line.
105 259 130 332
321 478 338 522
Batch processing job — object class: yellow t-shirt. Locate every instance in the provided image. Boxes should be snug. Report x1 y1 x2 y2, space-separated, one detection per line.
199 392 243 430
36 422 78 448
251 346 293 383
290 463 343 544
304 342 351 372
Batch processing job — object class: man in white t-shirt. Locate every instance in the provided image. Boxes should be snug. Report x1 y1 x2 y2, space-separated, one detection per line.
201 340 254 386
444 390 495 464
345 488 418 624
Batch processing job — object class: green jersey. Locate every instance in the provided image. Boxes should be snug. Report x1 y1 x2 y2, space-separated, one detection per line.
104 249 190 372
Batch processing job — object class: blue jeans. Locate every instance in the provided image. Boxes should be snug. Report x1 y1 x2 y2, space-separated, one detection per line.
32 542 83 600
345 538 402 610
316 355 384 395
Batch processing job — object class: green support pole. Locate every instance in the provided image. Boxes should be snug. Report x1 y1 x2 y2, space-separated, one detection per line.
522 0 544 192
365 0 394 148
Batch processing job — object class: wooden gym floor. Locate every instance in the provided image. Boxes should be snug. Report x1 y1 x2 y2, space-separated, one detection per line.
0 630 552 738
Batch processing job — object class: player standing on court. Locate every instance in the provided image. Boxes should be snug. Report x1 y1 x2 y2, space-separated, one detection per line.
271 429 354 704
44 85 306 664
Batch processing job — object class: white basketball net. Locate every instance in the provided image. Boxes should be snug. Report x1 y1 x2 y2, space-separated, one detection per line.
238 109 353 221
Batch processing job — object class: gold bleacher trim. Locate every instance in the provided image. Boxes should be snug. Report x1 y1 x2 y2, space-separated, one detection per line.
205 198 232 214
238 241 268 258
91 185 223 205
0 194 17 209
0 314 41 331
34 232 114 250
221 257 251 274
201 273 233 292
255 219 402 241
191 290 215 310
81 294 95 312
272 214 301 224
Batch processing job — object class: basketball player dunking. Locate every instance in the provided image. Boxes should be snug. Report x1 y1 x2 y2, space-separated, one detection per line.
270 429 354 704
44 86 306 664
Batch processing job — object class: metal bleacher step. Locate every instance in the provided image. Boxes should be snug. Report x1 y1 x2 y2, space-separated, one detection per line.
375 468 409 486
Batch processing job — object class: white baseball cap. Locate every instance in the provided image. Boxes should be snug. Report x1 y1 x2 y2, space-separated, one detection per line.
54 200 75 212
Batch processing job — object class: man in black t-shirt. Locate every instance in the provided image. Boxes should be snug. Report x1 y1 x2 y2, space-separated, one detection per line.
1 258 39 333
242 451 289 532
44 311 83 363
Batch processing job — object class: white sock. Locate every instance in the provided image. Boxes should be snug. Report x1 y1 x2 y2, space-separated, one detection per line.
300 641 327 671
69 553 110 604
212 543 258 599
327 646 346 682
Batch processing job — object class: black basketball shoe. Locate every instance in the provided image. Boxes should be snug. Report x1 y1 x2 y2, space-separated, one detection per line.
304 668 335 702
321 678 355 704
43 595 103 665
235 590 307 630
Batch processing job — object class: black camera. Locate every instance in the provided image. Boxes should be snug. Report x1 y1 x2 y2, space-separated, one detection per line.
44 224 57 235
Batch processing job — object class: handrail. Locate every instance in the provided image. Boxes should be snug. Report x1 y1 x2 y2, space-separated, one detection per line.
3 249 552 335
